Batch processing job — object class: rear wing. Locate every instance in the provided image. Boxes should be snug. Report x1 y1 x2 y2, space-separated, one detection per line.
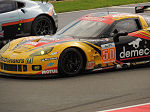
135 6 150 13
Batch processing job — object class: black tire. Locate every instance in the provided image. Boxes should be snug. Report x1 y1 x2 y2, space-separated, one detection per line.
58 48 85 76
32 16 54 36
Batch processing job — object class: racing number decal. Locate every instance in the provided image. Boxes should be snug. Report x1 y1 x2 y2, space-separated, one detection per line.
101 43 116 64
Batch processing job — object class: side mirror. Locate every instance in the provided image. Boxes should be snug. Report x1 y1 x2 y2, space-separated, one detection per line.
113 32 128 42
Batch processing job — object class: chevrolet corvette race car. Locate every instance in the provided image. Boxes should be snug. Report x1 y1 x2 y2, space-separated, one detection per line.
0 0 58 40
1 6 150 76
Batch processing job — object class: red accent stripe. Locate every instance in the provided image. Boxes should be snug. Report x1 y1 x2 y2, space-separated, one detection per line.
2 18 35 27
120 55 150 61
79 16 115 24
115 60 123 64
140 32 150 37
28 38 74 47
129 33 150 40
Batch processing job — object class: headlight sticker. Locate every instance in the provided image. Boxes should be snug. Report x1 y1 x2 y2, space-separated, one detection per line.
50 51 60 55
30 47 54 56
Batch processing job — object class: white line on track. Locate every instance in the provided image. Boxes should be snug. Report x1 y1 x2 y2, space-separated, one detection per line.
96 102 150 112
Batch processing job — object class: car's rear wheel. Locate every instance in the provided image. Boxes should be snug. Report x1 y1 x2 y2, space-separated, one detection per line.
32 16 54 36
58 48 84 76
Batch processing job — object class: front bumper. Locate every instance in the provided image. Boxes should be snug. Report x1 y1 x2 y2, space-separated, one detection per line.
0 61 58 76
0 72 58 78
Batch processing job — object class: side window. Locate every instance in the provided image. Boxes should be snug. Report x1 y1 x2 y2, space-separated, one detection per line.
0 2 16 14
111 19 139 34
16 2 25 9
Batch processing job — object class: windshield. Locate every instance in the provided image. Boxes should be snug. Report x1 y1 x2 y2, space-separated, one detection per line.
56 20 109 38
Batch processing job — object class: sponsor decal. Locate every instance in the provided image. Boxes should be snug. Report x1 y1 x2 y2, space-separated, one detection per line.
41 57 58 61
25 57 33 64
120 47 150 58
120 38 150 59
50 51 60 55
87 61 95 69
47 63 54 67
128 38 142 49
37 67 58 74
101 43 116 64
101 43 115 49
0 56 24 63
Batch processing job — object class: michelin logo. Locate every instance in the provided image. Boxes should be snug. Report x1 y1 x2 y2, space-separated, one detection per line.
128 38 142 49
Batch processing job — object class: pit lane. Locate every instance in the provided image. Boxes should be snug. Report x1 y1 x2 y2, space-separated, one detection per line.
0 3 150 112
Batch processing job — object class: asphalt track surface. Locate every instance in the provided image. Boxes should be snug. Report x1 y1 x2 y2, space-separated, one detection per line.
1 3 150 112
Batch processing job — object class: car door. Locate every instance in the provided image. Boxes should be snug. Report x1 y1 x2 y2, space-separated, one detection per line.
113 18 150 63
0 1 20 36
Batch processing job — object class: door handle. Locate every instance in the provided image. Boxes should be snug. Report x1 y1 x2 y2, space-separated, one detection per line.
21 9 27 14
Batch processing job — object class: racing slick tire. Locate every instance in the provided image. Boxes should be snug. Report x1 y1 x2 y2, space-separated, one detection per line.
58 48 85 76
31 16 54 36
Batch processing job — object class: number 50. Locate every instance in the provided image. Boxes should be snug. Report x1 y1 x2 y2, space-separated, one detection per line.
102 48 116 63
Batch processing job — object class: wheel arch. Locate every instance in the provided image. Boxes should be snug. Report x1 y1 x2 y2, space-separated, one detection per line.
59 46 87 70
32 14 57 34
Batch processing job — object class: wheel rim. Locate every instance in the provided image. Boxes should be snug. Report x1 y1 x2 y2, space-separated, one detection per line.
61 50 82 74
35 19 53 35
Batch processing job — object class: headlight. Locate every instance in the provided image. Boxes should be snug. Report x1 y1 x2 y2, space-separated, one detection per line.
0 42 10 54
30 47 53 56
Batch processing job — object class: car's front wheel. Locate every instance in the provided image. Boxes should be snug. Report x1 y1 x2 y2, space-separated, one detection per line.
58 48 85 76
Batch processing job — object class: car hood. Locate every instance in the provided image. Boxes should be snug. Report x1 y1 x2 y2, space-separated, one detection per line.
9 35 113 53
10 35 75 53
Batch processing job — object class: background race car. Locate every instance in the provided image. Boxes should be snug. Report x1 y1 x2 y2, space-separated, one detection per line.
1 6 150 77
0 0 58 43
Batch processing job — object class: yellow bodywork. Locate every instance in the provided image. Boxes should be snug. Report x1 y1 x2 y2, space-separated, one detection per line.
0 13 149 75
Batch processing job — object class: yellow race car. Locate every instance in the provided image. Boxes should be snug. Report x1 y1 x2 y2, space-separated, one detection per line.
1 6 150 77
